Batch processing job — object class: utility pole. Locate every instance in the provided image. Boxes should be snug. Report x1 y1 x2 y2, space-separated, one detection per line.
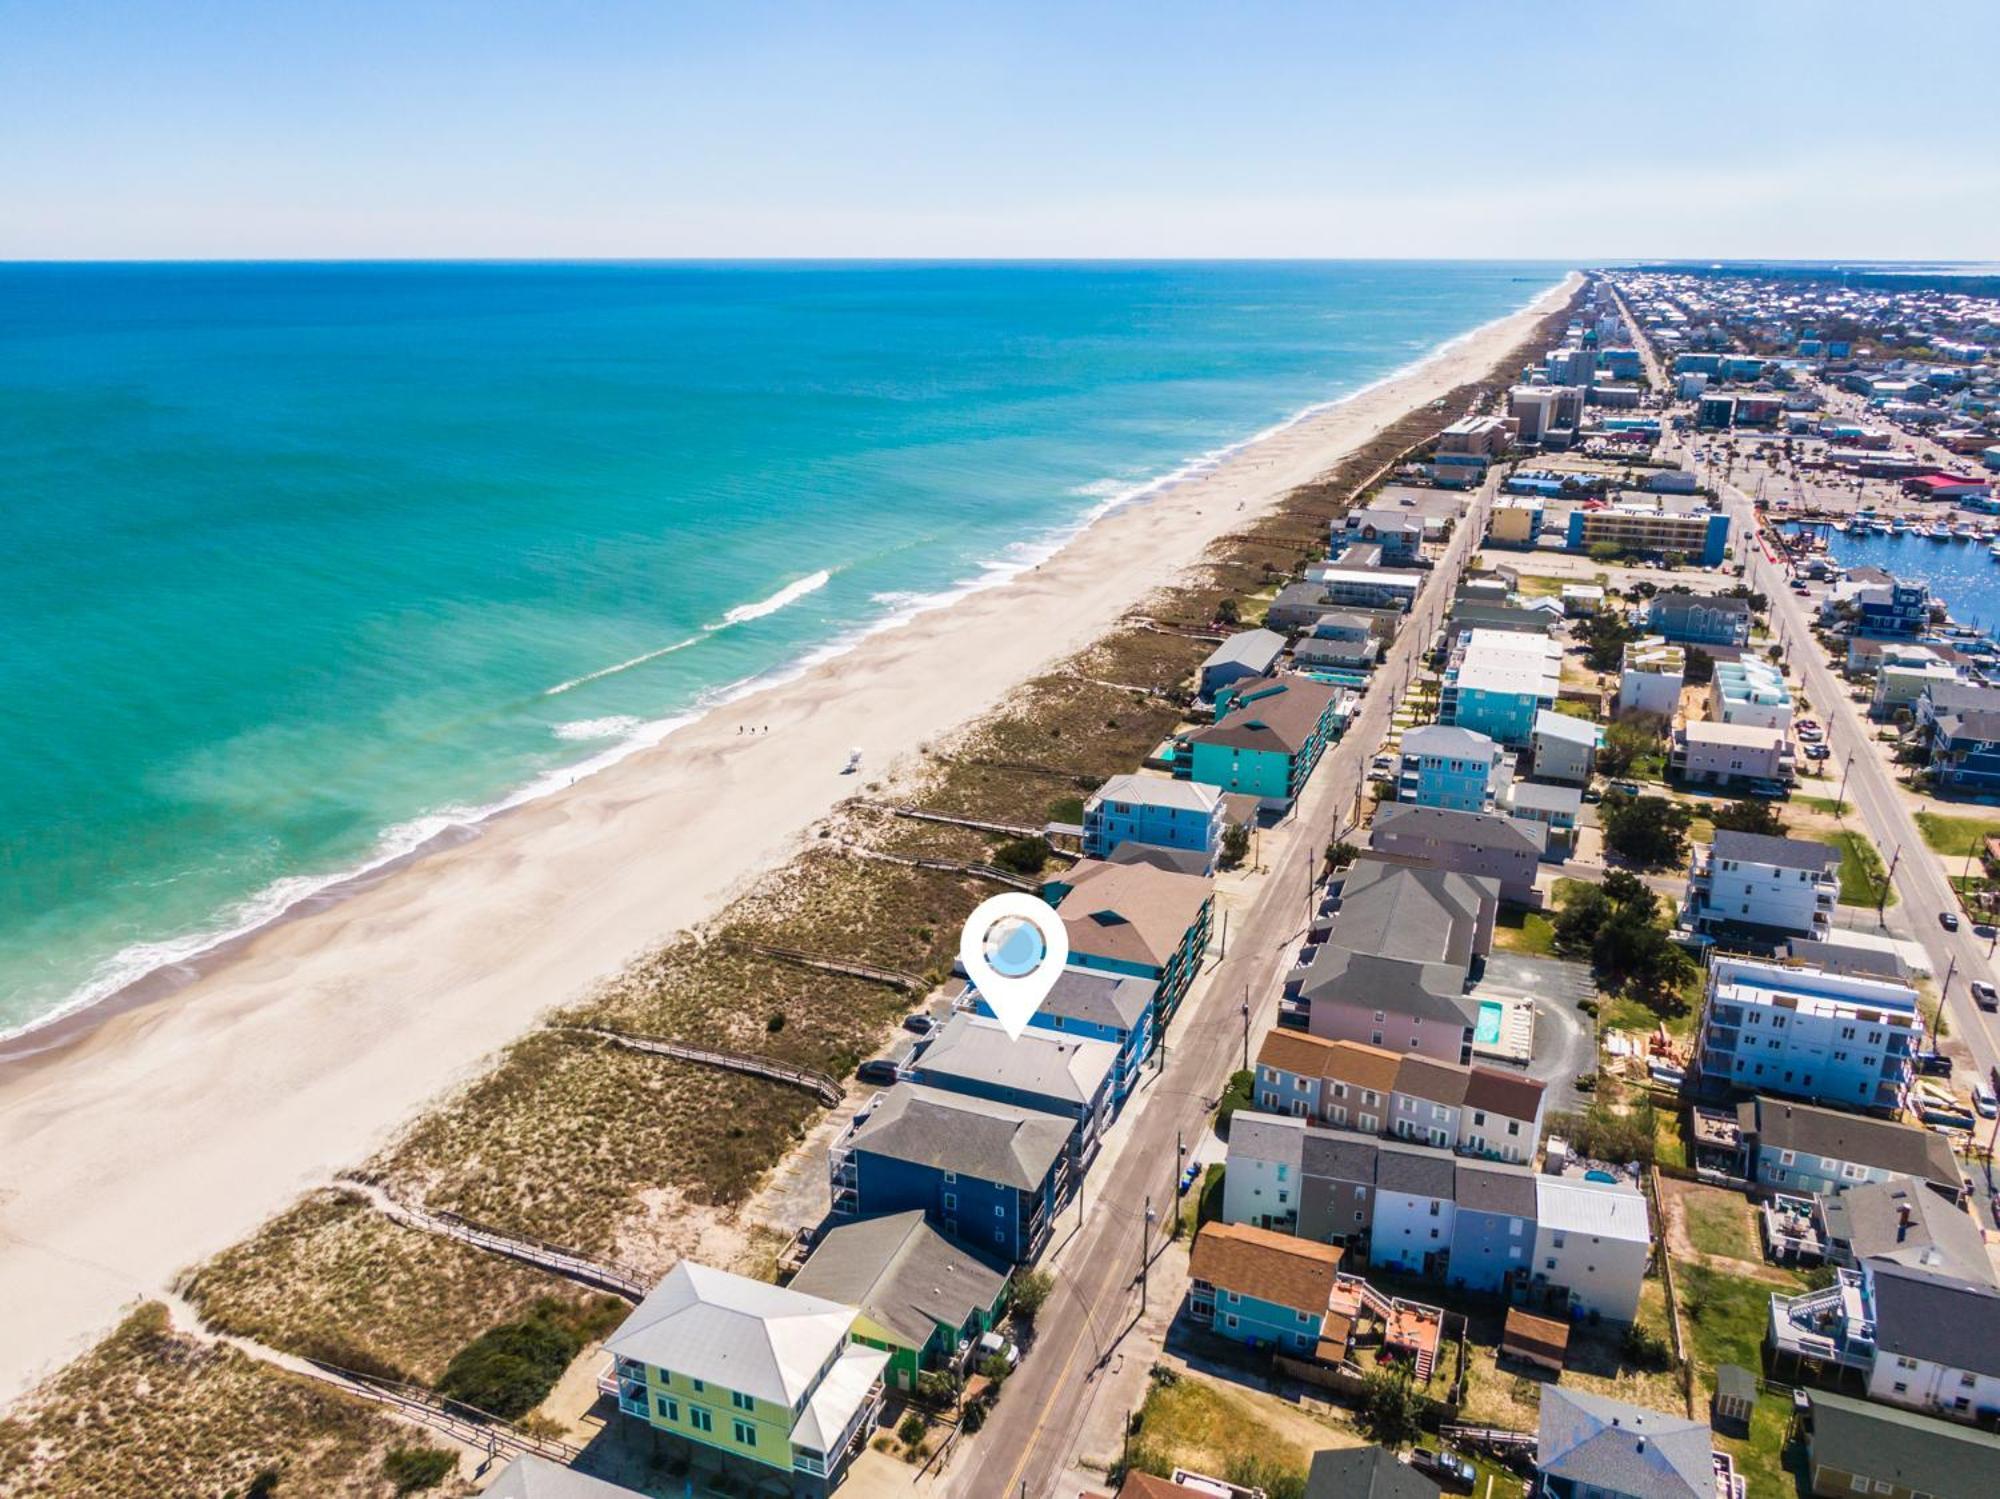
1835 752 1854 817
1140 1197 1155 1312
1879 843 1901 925
1242 986 1252 1073
1173 1131 1186 1237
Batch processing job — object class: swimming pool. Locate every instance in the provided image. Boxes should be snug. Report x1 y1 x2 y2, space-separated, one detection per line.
1475 1000 1505 1046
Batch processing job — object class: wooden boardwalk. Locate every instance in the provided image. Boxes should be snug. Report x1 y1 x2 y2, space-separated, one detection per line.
568 1022 847 1107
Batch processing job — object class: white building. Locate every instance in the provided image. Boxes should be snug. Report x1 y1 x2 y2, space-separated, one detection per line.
1371 1143 1458 1277
1695 957 1919 1112
1710 655 1793 733
1684 830 1839 941
1669 720 1793 787
1532 1176 1650 1323
1530 709 1598 786
1220 1112 1304 1232
1617 637 1685 718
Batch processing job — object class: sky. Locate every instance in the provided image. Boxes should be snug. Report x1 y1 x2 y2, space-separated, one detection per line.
3 0 1997 261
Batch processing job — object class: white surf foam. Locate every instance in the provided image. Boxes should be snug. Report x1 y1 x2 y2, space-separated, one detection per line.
712 568 831 628
554 716 644 741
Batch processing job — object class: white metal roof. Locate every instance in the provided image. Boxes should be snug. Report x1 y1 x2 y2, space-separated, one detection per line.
604 1261 856 1406
1534 1176 1651 1244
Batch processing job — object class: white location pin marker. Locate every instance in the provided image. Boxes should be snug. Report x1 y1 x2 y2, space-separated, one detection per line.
960 892 1069 1040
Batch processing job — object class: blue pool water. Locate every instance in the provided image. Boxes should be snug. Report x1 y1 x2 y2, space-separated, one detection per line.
1475 1000 1506 1046
0 260 1562 1039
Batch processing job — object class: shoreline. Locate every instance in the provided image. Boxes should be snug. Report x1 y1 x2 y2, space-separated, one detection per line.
0 272 1580 1406
0 278 1566 1061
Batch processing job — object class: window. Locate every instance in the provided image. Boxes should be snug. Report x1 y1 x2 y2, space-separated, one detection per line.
1552 1232 1566 1248
657 1396 679 1421
690 1407 713 1433
691 1380 705 1394
1779 1150 1796 1167
734 1420 757 1446
1545 1258 1557 1271
1473 1111 1486 1126
943 1193 957 1211
943 1171 956 1185
994 1204 1006 1217
1428 1201 1441 1217
731 1390 754 1411
1507 1121 1520 1136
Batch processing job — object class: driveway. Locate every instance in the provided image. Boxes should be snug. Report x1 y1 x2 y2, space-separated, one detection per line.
1475 950 1596 1114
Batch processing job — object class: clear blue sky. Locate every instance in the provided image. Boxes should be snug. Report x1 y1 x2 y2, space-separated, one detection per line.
4 0 1996 260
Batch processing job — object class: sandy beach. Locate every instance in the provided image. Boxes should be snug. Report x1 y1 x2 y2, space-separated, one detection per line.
0 273 1577 1406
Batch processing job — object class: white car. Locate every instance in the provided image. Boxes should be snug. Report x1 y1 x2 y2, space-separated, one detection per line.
1975 1082 1997 1120
977 1331 1020 1369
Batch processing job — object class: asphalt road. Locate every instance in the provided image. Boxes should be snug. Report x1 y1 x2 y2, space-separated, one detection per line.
951 460 1502 1499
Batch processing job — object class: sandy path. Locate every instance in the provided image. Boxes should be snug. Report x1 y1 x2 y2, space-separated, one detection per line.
0 275 1578 1406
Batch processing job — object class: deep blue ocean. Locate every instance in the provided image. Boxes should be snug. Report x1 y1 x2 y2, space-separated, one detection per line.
1820 528 2000 631
0 261 1560 1038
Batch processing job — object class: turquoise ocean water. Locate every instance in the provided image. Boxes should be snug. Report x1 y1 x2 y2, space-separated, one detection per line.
0 261 1560 1039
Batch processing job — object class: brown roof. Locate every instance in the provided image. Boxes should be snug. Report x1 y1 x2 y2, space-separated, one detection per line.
1189 1222 1342 1314
1258 1028 1343 1079
1464 1066 1547 1122
1188 675 1339 756
1319 1039 1403 1095
1394 1054 1471 1107
1056 859 1212 971
1120 1475 1199 1499
1503 1307 1570 1363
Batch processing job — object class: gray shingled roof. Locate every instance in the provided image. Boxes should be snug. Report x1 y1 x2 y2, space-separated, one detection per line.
486 1457 642 1499
1202 628 1286 673
849 1083 1072 1189
1327 859 1488 970
912 1013 1117 1108
1711 830 1840 872
1228 1111 1307 1172
1035 968 1157 1033
1305 1445 1440 1499
1741 1097 1959 1192
1807 1387 2000 1499
1375 1141 1458 1198
1298 948 1478 1029
1536 1387 1713 1499
1454 1159 1538 1217
1820 1175 1996 1285
787 1210 1009 1350
1373 801 1547 856
1400 724 1500 761
1783 937 1908 982
1301 1128 1381 1184
1869 1262 2000 1377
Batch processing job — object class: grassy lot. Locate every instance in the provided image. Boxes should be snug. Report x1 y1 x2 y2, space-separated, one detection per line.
179 1188 621 1387
0 1304 456 1499
1491 907 1556 956
1554 699 1597 719
1677 1260 1804 1383
1795 794 1847 817
1680 1185 1759 1263
1654 1109 1690 1171
1455 1277 1683 1433
1821 830 1894 907
1916 810 2000 860
1125 1369 1321 1488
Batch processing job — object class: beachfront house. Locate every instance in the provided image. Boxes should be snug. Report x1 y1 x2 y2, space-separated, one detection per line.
1044 857 1212 1027
1692 956 1919 1111
829 1083 1073 1263
903 1012 1119 1170
1197 628 1286 702
1928 705 2000 795
969 966 1155 1104
1535 1388 1721 1499
1081 773 1225 874
1368 803 1545 906
1682 830 1838 943
1531 1176 1650 1323
1448 1159 1537 1295
786 1211 1009 1392
1177 674 1341 808
1186 1220 1343 1354
1647 590 1752 647
602 1261 888 1499
1395 724 1511 813
1529 709 1598 786
1438 630 1561 747
1736 1095 1962 1201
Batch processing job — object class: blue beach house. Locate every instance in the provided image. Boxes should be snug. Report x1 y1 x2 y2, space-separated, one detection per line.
1082 774 1225 871
1439 632 1561 749
1187 1220 1343 1354
1043 857 1213 1028
829 1082 1074 1264
1447 1159 1537 1295
1178 674 1341 807
970 966 1157 1103
903 1012 1119 1169
1396 724 1510 812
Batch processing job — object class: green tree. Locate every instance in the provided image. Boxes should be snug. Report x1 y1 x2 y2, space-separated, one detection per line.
1214 1070 1255 1137
1216 597 1241 626
1324 839 1360 874
1357 1368 1424 1446
1220 823 1252 870
383 1449 457 1495
1710 799 1783 836
1600 794 1694 868
1009 1268 1054 1323
1585 610 1643 671
991 836 1051 876
1553 883 1611 955
1598 716 1664 776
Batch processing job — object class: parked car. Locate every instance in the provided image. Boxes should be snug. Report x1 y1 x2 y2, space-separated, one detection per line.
1581 786 1603 803
1973 979 1997 1010
1942 911 1963 932
1975 1082 1997 1120
1917 1051 1955 1077
857 1057 901 1085
1797 726 1824 743
1409 1448 1477 1493
1610 780 1641 796
1804 744 1831 761
902 1012 936 1034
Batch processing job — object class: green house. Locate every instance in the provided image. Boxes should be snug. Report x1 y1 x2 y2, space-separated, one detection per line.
787 1210 1011 1390
1178 674 1341 807
603 1261 889 1498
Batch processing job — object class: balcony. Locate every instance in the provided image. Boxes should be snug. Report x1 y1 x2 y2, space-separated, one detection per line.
1768 1269 1875 1372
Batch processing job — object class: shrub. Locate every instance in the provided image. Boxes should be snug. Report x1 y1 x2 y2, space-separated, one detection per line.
979 1354 1012 1385
383 1446 458 1493
1220 823 1252 869
913 1370 961 1410
1214 1070 1255 1136
960 1399 987 1433
991 836 1052 876
897 1412 927 1447
1010 1268 1054 1323
1621 1322 1672 1371
433 1296 621 1420
1358 1367 1423 1446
